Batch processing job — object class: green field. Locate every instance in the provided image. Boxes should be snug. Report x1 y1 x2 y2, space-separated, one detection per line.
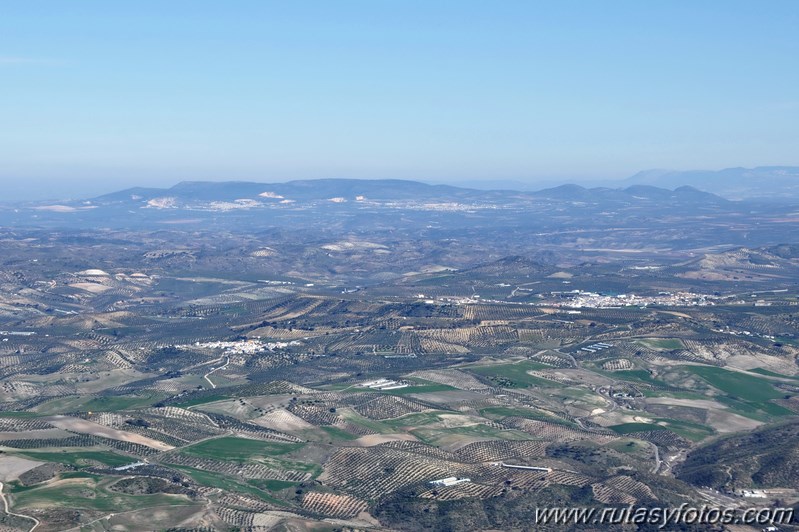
606 439 649 454
0 411 40 418
5 473 104 494
247 478 298 492
685 365 794 418
32 393 166 414
775 336 799 347
13 480 192 512
715 396 773 421
165 465 288 505
15 450 138 468
82 393 167 412
609 416 714 440
338 411 395 433
383 383 457 395
468 361 561 388
749 367 799 381
641 389 710 401
180 436 302 462
609 369 670 387
717 395 794 419
479 406 572 425
320 425 359 441
685 366 782 402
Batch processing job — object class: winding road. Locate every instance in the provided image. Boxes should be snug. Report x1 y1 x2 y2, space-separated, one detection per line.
203 355 230 389
0 481 39 532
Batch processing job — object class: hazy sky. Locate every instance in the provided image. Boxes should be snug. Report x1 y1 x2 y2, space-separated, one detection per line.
2 1 798 199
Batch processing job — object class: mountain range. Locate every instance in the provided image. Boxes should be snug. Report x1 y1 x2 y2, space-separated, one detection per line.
0 176 794 234
621 166 799 200
94 179 727 205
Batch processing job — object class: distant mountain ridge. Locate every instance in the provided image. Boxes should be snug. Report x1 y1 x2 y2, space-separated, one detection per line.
533 183 725 203
0 177 771 231
98 179 474 203
96 178 729 205
622 166 799 199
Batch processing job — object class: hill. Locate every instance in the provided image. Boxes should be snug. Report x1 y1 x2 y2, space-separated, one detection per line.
677 421 799 490
623 166 799 200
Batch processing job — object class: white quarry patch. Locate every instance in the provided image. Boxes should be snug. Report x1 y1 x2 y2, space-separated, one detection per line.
33 205 77 212
146 197 177 209
77 269 110 276
0 455 44 481
251 247 278 257
321 240 388 252
430 477 471 487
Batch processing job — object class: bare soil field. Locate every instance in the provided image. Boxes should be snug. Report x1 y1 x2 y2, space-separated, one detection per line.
67 282 112 294
725 354 798 376
43 415 174 451
250 408 316 432
0 455 43 481
705 410 763 433
352 433 418 446
81 503 208 531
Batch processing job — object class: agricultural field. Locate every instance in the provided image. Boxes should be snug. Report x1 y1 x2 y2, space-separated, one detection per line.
11 476 193 513
467 361 561 389
1 192 799 530
179 437 303 462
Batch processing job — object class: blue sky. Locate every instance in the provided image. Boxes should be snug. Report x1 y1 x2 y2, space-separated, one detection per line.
2 1 798 198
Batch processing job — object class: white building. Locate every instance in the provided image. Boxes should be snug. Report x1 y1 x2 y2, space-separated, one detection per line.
430 477 471 487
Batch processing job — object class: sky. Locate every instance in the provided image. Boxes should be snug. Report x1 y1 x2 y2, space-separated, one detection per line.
2 1 798 199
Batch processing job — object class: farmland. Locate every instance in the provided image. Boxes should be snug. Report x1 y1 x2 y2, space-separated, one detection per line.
179 437 303 462
1 179 799 529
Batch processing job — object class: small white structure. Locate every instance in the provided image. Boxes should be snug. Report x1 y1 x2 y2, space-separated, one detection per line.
739 489 767 498
430 477 471 487
379 383 410 390
361 378 393 388
360 378 409 390
500 463 552 472
113 461 147 471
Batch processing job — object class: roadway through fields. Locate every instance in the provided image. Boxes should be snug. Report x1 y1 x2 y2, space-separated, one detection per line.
0 481 39 532
203 355 230 389
552 346 665 475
